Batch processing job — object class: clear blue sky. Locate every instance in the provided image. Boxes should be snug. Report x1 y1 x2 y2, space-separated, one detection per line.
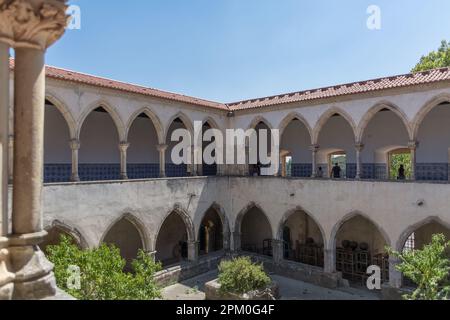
46 0 450 102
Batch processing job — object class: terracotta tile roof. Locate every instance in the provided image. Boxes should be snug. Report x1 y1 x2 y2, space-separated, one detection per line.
9 58 450 112
227 68 450 110
8 58 229 111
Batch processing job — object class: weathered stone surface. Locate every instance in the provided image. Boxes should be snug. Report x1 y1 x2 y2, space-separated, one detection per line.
205 279 279 300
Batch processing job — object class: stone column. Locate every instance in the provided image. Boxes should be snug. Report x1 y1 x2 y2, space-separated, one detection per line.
9 47 57 299
324 248 336 273
119 142 129 180
388 255 402 289
408 140 418 181
0 39 15 300
310 144 319 178
0 41 9 237
232 232 241 252
156 144 168 178
69 139 80 182
223 231 231 251
7 135 13 184
187 241 199 262
6 0 69 299
272 239 284 264
355 143 364 180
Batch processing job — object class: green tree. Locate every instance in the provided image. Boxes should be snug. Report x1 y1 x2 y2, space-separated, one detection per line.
387 234 450 300
47 235 162 300
218 256 271 294
412 40 450 72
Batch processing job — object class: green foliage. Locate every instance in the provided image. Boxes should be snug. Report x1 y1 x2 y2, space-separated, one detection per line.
412 40 450 72
389 153 411 180
387 234 450 300
218 257 271 294
47 235 162 300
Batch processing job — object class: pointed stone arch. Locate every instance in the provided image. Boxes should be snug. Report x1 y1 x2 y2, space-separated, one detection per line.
43 219 89 250
196 202 230 236
45 93 77 139
329 210 391 250
77 99 126 142
247 115 273 131
234 202 272 234
100 212 151 251
278 112 313 144
154 204 195 247
411 93 450 140
125 107 164 144
396 216 450 252
164 112 194 142
357 101 413 142
312 107 357 144
276 206 326 244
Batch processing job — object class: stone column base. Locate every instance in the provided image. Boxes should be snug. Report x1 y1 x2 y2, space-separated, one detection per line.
0 237 14 300
8 232 57 300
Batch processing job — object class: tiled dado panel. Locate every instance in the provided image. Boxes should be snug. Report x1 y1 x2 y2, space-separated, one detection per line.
361 163 387 180
291 164 312 178
165 164 188 177
202 164 218 176
44 164 71 183
79 164 121 181
127 164 160 179
416 163 449 181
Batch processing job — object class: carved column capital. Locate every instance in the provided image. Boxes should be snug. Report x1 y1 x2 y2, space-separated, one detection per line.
355 142 364 152
156 144 168 152
408 140 419 150
118 141 130 152
0 0 69 50
69 139 80 150
309 144 320 153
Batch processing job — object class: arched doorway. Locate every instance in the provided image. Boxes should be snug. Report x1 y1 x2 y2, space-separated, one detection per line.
334 215 389 284
198 207 223 255
155 211 190 266
103 217 144 271
44 99 72 182
239 205 273 256
79 107 121 181
127 112 160 179
280 210 324 267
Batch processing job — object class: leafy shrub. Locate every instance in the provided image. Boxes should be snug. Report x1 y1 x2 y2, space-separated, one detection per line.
218 257 271 294
387 234 450 300
47 235 162 300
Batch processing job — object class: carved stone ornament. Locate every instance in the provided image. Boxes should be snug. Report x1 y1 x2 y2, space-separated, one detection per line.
0 0 69 50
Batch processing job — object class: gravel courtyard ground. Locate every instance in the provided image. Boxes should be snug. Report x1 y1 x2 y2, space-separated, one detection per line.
161 270 380 300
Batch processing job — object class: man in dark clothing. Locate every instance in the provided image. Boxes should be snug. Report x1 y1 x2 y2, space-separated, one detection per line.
398 164 406 180
332 163 341 179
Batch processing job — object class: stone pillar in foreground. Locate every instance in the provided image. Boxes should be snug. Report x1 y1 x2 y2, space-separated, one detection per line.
408 140 418 181
0 38 14 300
8 136 13 184
6 0 69 300
69 139 80 182
310 144 319 178
119 142 129 180
355 143 364 180
156 144 167 178
232 232 241 252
